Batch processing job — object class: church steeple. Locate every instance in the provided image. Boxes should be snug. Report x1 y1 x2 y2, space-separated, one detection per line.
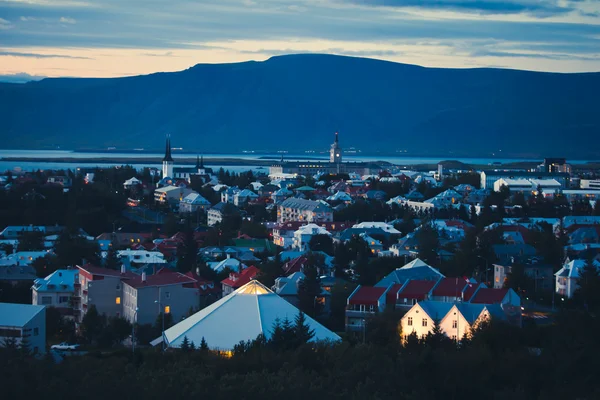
163 134 173 162
200 155 204 168
196 154 201 169
330 131 342 164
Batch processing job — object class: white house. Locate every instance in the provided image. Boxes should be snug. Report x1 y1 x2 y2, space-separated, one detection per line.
352 222 401 235
494 178 532 193
0 303 46 355
32 269 79 313
123 177 142 189
555 259 600 298
400 301 506 342
179 192 211 214
293 224 331 251
117 249 167 269
154 185 193 205
207 255 246 273
233 189 259 206
0 251 51 267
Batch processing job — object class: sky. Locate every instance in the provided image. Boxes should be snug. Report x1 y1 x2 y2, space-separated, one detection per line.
1 0 600 81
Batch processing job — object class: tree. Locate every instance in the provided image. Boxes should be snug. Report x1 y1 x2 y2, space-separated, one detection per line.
176 225 198 273
181 336 191 352
80 305 105 345
18 230 44 251
256 252 283 287
309 234 334 255
424 318 453 349
199 337 209 352
574 258 600 312
415 222 440 266
294 311 315 345
504 263 534 296
104 246 120 270
297 265 323 317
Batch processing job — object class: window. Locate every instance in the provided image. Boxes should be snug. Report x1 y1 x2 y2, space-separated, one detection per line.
116 297 121 305
164 305 170 314
422 318 428 327
33 328 39 336
165 292 171 299
369 305 374 312
59 296 69 304
452 320 457 328
407 317 413 326
116 285 120 290
451 335 457 341
41 297 52 305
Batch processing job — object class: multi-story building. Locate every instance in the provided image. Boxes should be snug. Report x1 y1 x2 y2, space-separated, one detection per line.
179 192 211 214
277 198 333 224
494 263 554 291
207 202 239 227
221 266 259 297
580 179 600 190
121 271 199 325
292 224 331 251
154 185 194 205
345 285 390 332
480 170 569 190
0 303 46 354
32 269 79 315
555 259 600 298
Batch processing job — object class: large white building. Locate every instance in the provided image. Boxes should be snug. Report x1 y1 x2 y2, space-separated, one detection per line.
0 303 46 355
580 180 600 190
293 224 331 251
555 259 600 299
277 198 333 224
32 269 79 314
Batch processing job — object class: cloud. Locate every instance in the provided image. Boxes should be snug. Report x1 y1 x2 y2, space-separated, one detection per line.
0 72 46 83
59 16 76 24
0 51 93 59
341 0 577 17
0 17 13 29
140 51 175 57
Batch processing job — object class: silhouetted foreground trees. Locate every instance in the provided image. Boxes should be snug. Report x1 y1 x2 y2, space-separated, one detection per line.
2 312 600 399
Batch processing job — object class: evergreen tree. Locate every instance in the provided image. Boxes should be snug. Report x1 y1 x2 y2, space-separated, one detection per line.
199 337 209 352
80 305 104 345
594 200 600 216
104 246 120 270
424 318 453 349
575 258 600 311
297 265 323 317
176 225 198 273
294 311 315 345
181 336 191 352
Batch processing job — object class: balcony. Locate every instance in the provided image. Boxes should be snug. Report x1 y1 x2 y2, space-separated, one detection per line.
345 309 376 318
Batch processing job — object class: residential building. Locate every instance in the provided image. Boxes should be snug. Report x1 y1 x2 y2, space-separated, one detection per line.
0 303 46 355
158 280 340 351
0 265 37 285
121 270 199 325
154 185 193 205
480 171 569 190
0 251 51 267
272 271 331 313
75 264 136 322
179 192 211 214
470 287 521 308
352 222 401 235
538 158 571 174
555 259 600 298
207 255 246 273
430 277 472 303
293 224 331 251
493 263 554 291
494 178 533 193
386 279 440 309
117 249 167 271
221 265 259 297
345 285 390 332
123 177 142 189
581 179 600 190
207 202 239 227
233 189 259 206
0 225 63 240
277 198 333 224
32 269 78 315
375 258 444 288
47 176 72 188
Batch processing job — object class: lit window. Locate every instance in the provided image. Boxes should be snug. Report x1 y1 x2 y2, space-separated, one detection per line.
407 317 413 326
130 238 134 243
164 305 170 314
116 297 121 304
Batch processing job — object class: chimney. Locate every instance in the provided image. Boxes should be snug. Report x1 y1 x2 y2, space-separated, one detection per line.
142 272 147 282
196 267 200 276
227 254 231 259
121 265 126 274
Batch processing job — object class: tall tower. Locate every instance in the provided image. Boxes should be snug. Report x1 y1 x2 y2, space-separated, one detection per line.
162 134 174 178
330 131 342 164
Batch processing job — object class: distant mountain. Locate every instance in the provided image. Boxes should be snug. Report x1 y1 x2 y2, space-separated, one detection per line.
1 54 599 158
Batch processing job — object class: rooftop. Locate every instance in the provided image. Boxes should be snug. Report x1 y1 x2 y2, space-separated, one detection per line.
348 286 387 306
0 303 45 327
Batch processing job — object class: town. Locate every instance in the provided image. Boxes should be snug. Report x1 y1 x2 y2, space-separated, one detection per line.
1 134 600 398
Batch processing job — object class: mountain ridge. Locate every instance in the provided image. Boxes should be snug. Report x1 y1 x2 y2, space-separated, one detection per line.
1 53 599 157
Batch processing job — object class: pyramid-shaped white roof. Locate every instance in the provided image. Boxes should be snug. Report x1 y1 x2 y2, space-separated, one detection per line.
162 280 341 350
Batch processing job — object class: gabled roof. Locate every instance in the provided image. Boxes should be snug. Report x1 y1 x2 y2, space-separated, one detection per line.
431 277 469 297
417 301 454 321
375 258 443 287
162 280 340 350
283 256 307 275
0 303 45 327
397 279 438 301
469 288 509 304
33 269 78 292
348 286 387 306
221 265 259 288
124 270 197 289
279 198 332 213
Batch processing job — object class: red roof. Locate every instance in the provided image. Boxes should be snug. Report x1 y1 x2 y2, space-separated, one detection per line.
470 288 509 304
77 264 136 280
221 265 259 289
463 283 483 302
283 256 307 275
432 277 469 297
125 271 197 289
348 286 387 306
397 280 438 301
385 284 403 304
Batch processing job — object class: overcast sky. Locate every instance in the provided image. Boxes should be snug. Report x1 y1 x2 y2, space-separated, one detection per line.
1 0 599 80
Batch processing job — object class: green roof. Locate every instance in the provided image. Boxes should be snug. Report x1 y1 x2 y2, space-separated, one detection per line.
294 186 316 191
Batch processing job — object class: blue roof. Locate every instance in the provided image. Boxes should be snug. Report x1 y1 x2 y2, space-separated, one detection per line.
33 269 78 292
0 303 45 327
418 301 454 321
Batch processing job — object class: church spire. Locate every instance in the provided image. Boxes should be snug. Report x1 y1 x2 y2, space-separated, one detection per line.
163 134 173 162
196 154 200 169
335 131 339 144
200 155 204 168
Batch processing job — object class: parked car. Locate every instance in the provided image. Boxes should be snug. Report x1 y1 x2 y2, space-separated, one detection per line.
51 342 80 351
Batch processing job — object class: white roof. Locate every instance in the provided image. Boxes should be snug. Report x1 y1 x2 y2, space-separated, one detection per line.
117 250 166 264
33 269 78 293
181 192 210 205
327 191 352 202
496 178 531 186
0 251 50 266
352 222 401 234
162 280 340 350
208 257 245 272
530 179 561 187
124 177 141 185
154 185 183 193
0 303 45 327
400 258 432 270
555 259 600 279
294 224 331 236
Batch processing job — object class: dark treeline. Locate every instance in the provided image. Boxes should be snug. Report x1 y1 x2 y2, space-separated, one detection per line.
2 312 600 399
